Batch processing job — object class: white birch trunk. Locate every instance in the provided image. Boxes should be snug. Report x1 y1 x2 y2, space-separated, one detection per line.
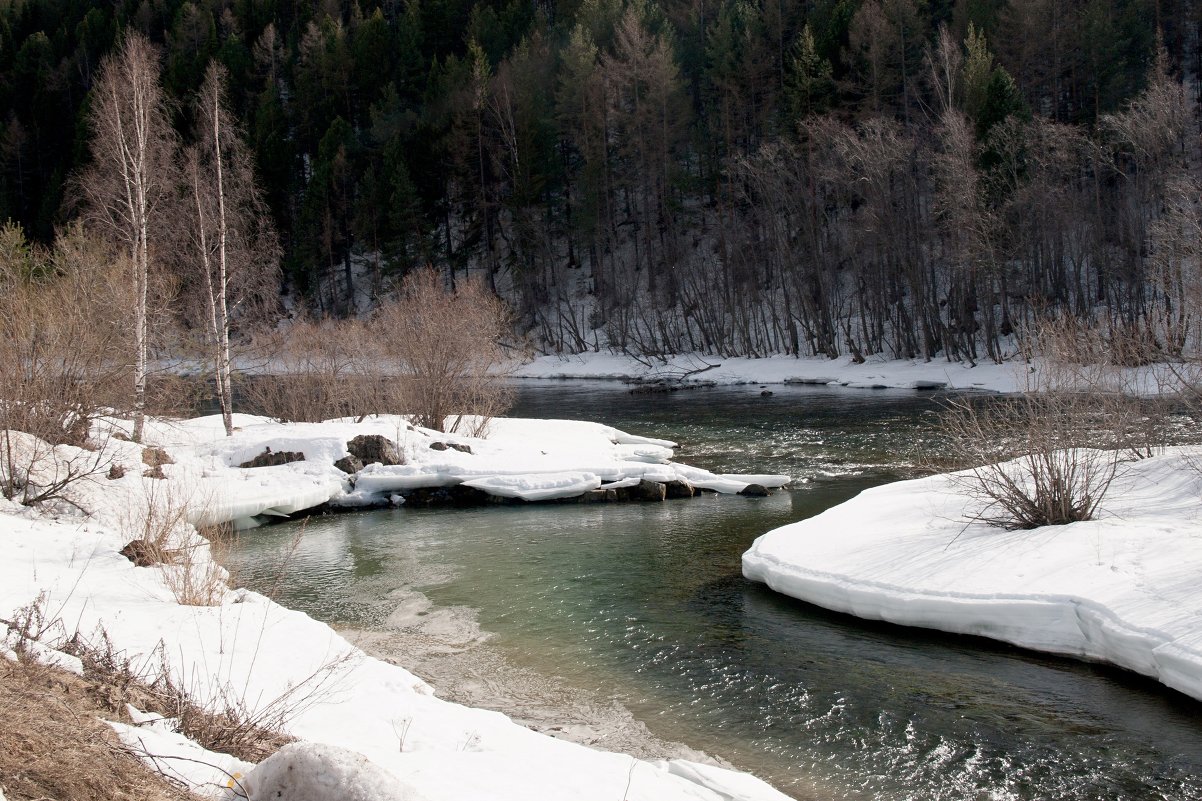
213 85 234 437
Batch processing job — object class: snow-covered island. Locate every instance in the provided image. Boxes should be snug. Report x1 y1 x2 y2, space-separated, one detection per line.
0 413 791 801
743 449 1202 703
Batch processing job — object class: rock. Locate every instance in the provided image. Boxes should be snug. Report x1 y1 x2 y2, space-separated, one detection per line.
106 464 126 480
738 483 770 497
141 447 173 468
346 434 403 466
119 539 171 567
334 455 365 475
402 485 493 507
242 742 418 801
239 447 305 469
633 479 667 502
664 479 695 499
427 441 473 454
575 488 616 503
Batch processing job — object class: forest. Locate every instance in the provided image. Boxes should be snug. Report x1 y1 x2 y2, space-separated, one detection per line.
1 0 1200 363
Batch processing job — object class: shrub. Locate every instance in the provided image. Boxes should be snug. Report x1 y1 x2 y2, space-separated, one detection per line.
241 315 380 423
936 314 1147 529
0 223 131 506
375 269 514 435
940 393 1123 529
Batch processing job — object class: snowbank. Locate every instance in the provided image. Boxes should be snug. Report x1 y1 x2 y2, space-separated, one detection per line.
105 413 787 527
513 352 1026 392
742 449 1202 702
1 413 793 801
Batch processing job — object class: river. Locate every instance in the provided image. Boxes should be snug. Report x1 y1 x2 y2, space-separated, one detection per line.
225 381 1202 800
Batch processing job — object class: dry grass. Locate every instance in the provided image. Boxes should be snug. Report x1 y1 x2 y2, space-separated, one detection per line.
0 654 197 801
3 614 298 767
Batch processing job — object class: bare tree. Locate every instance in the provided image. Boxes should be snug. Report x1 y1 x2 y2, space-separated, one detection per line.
925 23 962 117
186 61 281 436
79 33 178 442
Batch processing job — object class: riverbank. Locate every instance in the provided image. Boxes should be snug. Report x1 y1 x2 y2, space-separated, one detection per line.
0 413 792 801
340 611 722 763
743 448 1202 703
514 352 1027 392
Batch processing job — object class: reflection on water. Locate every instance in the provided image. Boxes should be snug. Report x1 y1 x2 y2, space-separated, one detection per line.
226 382 1202 800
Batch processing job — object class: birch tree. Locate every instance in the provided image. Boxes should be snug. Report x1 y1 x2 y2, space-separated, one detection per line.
186 61 281 436
80 33 177 442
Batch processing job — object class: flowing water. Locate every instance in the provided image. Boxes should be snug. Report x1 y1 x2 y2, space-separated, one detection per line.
226 382 1202 800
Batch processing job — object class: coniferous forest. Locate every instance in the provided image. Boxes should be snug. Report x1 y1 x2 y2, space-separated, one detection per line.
2 0 1201 362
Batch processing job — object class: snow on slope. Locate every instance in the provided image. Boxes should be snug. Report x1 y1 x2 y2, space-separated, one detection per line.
742 449 1202 701
1 413 793 801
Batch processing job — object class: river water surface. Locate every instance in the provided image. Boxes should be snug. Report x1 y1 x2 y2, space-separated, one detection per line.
226 382 1202 800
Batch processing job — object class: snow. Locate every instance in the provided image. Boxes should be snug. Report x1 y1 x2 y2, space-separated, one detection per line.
742 448 1202 702
460 471 603 501
91 413 782 528
107 716 254 799
242 742 420 801
513 352 1027 392
0 412 795 801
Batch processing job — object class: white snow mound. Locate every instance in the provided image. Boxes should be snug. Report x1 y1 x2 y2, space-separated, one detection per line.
243 742 423 801
743 448 1202 701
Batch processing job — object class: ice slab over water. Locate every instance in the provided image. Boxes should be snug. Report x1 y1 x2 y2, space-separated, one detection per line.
742 448 1202 701
461 471 603 501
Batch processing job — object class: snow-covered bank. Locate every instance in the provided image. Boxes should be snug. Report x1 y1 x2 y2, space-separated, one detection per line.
514 352 1026 392
1 414 793 801
742 449 1202 702
116 414 788 529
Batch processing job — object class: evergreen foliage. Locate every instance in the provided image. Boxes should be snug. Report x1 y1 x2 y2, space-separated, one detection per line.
0 0 1193 361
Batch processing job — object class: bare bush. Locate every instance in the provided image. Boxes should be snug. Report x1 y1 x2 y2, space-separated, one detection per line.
940 394 1123 529
0 223 131 506
242 315 383 422
376 268 514 435
245 272 514 431
936 315 1150 529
